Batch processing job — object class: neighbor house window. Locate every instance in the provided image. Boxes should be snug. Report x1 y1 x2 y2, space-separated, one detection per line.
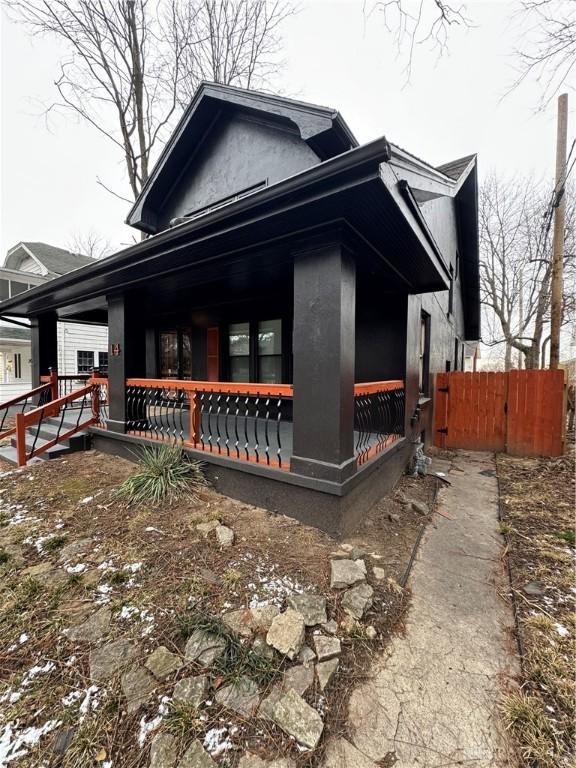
97 351 109 373
454 338 460 371
419 312 431 396
448 265 454 316
77 350 94 373
258 319 282 384
14 353 22 380
229 322 250 382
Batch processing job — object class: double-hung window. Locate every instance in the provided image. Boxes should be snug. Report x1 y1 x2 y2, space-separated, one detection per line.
419 312 431 397
229 322 250 382
228 318 283 384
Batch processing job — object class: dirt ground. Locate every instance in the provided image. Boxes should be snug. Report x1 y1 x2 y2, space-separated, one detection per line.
497 442 575 768
0 450 439 767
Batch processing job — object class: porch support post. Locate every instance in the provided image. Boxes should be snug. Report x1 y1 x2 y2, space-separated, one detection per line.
291 240 356 483
107 294 129 433
30 313 58 387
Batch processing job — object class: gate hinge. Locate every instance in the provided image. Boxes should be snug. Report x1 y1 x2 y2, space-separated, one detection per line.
437 427 448 435
438 386 449 393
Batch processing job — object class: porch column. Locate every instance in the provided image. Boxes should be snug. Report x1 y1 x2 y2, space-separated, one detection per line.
290 241 356 483
30 313 58 387
107 294 131 433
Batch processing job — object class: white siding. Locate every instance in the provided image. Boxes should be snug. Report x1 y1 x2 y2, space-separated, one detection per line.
18 255 44 274
57 323 108 375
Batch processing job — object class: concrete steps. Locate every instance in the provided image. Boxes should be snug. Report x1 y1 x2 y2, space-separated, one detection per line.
0 415 90 467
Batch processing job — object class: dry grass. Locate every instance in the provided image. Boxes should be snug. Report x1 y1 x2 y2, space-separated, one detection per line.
497 445 575 768
0 451 432 766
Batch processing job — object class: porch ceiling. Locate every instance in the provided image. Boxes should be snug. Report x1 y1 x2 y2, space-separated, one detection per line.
0 138 451 318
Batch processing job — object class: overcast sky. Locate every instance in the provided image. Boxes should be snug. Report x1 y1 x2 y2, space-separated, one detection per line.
0 0 573 259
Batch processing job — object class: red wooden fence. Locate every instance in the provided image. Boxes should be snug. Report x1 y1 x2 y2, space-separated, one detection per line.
434 369 566 457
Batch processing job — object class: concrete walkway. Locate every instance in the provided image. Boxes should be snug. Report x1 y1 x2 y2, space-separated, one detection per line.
329 450 518 767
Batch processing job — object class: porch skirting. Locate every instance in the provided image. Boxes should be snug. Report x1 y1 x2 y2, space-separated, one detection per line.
89 427 413 536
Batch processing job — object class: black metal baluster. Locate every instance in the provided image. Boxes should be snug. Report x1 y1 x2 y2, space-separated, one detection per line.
233 395 240 459
276 397 282 467
253 395 260 463
224 395 231 456
264 396 271 465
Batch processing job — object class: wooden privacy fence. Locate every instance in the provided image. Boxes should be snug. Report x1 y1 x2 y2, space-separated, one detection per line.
434 369 566 457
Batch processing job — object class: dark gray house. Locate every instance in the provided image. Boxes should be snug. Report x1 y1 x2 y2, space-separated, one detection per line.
0 83 479 534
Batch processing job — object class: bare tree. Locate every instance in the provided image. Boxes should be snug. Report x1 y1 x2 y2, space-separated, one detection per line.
511 0 576 109
67 230 113 259
364 0 473 81
480 173 575 369
6 0 294 202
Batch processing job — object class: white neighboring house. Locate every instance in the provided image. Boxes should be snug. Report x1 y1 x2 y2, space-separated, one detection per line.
0 242 109 400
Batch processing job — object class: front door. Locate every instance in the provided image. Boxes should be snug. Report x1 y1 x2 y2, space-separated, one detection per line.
159 329 192 379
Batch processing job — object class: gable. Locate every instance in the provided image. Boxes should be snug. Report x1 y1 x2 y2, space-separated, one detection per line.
127 82 357 234
157 112 322 231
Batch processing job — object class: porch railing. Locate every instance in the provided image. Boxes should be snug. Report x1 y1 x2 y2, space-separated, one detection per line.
0 383 53 441
354 380 405 464
125 379 294 469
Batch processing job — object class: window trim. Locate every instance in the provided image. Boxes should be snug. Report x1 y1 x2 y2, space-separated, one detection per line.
419 312 431 397
77 350 95 374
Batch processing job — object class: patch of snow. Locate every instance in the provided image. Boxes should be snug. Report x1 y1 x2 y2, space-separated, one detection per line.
554 623 569 637
97 560 116 570
203 727 233 756
137 697 170 747
124 562 143 573
79 496 94 504
0 719 61 764
118 605 140 620
144 526 163 533
79 685 100 720
65 563 86 574
61 690 83 707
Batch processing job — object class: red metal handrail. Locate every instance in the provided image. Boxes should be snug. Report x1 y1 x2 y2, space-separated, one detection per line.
125 378 294 398
0 382 53 441
15 384 100 466
354 380 404 396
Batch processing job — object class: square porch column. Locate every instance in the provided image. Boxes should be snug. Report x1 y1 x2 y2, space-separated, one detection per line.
290 241 356 483
30 313 58 387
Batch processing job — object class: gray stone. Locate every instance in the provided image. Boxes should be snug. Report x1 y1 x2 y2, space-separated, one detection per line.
372 567 386 580
196 521 220 537
316 658 339 691
64 607 111 644
287 594 327 626
89 638 137 681
297 644 316 666
341 584 374 620
322 737 376 767
178 739 217 767
271 688 324 749
58 538 93 563
330 559 366 589
350 547 367 561
321 619 338 635
238 755 296 768
51 726 75 755
215 525 234 548
173 675 207 708
411 500 429 516
39 569 68 588
388 513 400 523
223 605 280 638
252 636 276 659
313 634 341 661
266 609 305 660
283 664 314 695
215 675 260 716
121 665 156 713
523 581 545 597
184 629 226 666
145 646 183 679
259 684 283 720
150 732 178 768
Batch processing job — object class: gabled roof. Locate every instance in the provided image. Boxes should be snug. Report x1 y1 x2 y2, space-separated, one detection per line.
436 154 476 182
0 325 30 342
127 81 358 233
5 242 94 277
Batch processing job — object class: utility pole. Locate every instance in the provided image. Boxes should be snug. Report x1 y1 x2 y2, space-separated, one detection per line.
550 93 568 369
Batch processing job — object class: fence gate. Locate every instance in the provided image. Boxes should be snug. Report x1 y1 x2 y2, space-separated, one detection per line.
434 370 566 457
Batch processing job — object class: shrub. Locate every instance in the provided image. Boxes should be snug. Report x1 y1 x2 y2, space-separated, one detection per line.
117 444 206 505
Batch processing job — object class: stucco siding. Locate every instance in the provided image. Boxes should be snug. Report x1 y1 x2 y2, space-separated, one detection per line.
158 113 321 229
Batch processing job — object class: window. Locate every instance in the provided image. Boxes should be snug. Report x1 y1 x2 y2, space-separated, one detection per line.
448 265 454 316
258 319 282 384
229 322 250 382
98 351 109 373
77 350 94 373
14 353 22 379
418 312 431 396
0 279 9 300
10 281 28 296
159 331 178 378
454 338 460 371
